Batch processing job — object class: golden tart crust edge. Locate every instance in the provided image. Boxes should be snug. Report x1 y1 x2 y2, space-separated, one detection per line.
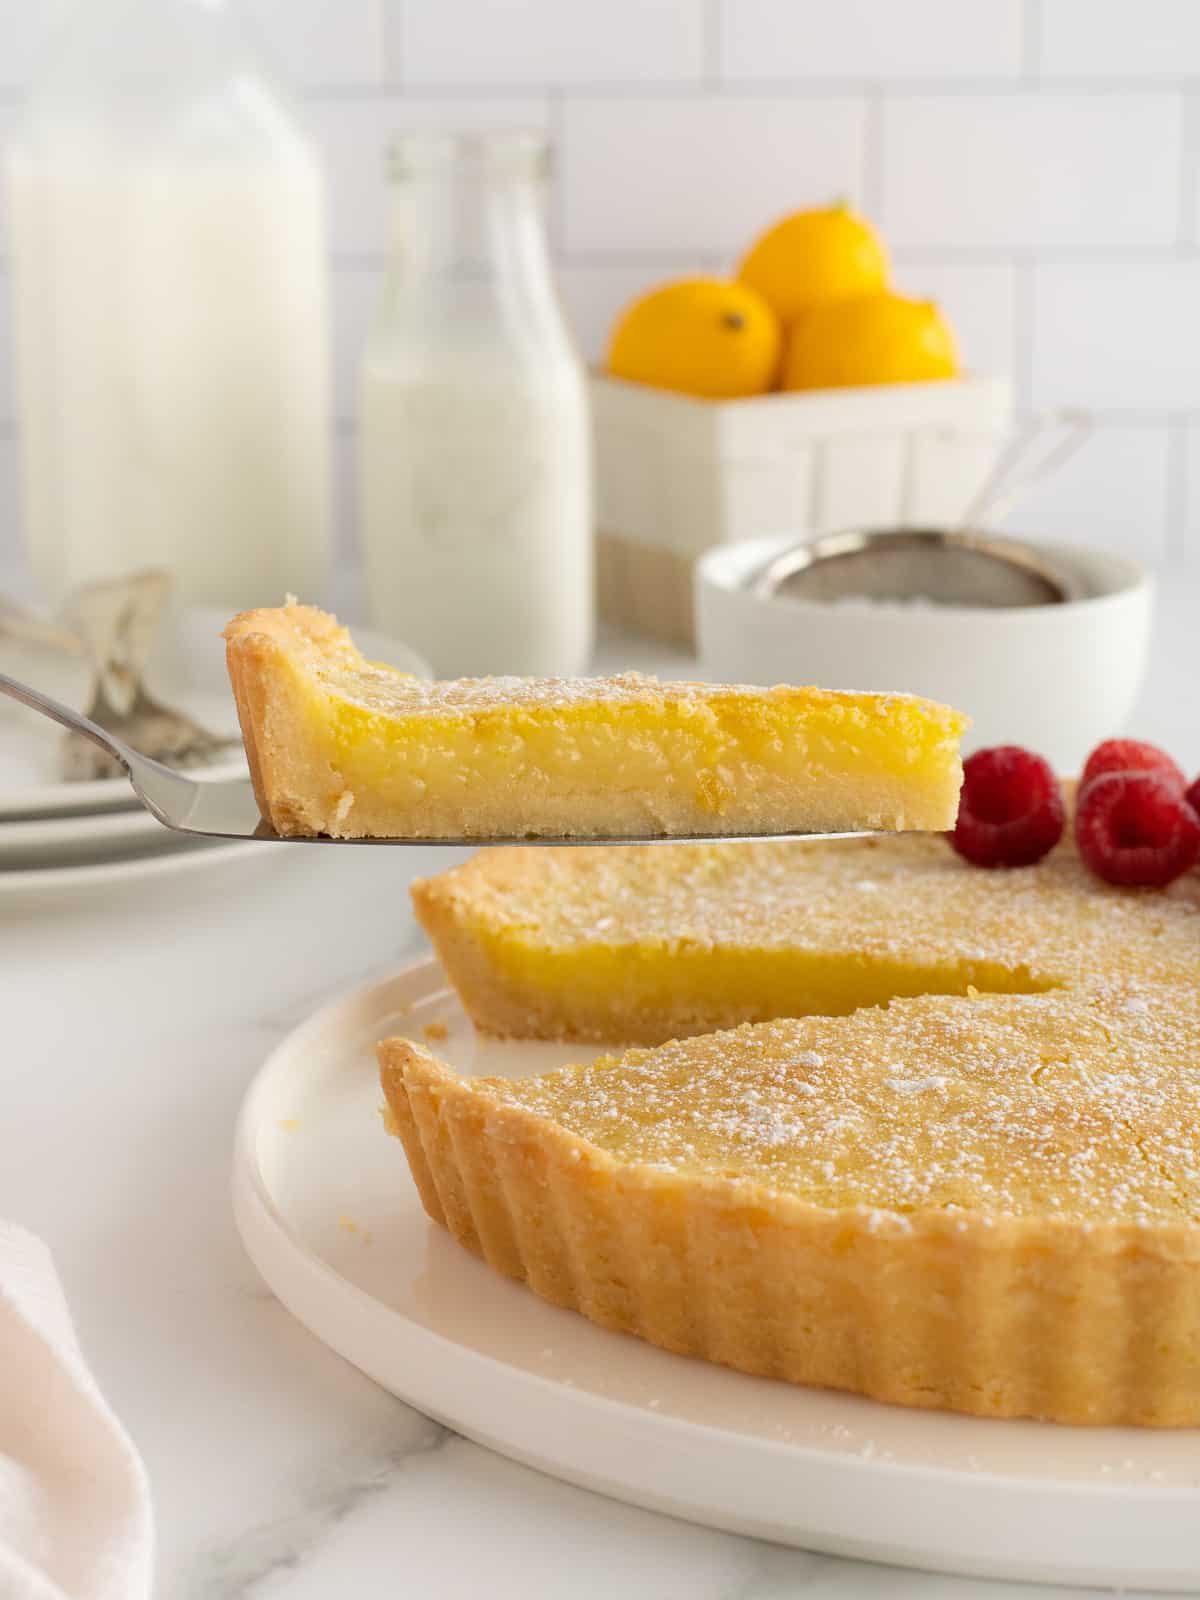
224 604 352 836
379 1036 1200 1427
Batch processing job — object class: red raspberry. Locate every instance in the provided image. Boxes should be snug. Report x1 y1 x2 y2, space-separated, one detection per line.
950 746 1065 868
1080 738 1185 794
1187 775 1200 818
1075 770 1200 887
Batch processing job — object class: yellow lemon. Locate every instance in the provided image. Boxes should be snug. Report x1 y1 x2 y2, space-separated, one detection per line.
782 292 959 391
738 202 889 323
607 277 781 400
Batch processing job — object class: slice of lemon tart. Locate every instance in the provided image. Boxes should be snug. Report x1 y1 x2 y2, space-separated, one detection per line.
223 603 966 840
379 981 1200 1427
410 832 1200 1043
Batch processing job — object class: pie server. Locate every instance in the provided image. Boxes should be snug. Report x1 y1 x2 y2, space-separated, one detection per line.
0 670 872 847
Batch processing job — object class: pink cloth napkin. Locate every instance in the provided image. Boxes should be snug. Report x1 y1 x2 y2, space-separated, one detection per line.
0 1224 151 1600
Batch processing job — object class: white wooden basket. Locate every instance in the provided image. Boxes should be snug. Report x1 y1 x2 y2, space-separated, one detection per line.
592 373 1013 647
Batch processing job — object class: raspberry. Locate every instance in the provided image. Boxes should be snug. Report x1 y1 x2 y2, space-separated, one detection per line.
950 746 1065 868
1074 770 1200 887
1187 775 1200 819
1080 738 1185 794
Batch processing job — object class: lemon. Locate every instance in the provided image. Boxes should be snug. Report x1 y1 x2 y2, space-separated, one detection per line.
782 292 959 391
738 202 889 324
607 277 781 400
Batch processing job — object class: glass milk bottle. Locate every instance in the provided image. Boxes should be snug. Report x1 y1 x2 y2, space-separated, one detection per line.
360 131 592 677
6 0 332 611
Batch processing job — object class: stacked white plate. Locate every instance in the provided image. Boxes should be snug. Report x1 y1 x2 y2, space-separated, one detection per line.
0 607 428 904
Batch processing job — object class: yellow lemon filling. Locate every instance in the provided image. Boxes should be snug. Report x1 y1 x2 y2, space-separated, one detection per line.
475 929 1052 1039
411 833 1200 1043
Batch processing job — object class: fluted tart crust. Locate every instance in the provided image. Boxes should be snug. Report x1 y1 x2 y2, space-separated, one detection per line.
380 982 1200 1427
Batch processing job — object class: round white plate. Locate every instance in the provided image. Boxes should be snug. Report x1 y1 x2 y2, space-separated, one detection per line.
0 607 429 821
0 835 266 907
233 958 1200 1592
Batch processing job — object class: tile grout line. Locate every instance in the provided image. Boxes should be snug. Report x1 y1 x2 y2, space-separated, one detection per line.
1012 254 1036 417
1166 416 1189 561
554 248 749 269
702 0 721 87
861 87 883 218
1022 0 1042 80
888 245 1200 263
379 0 401 89
1177 86 1200 249
554 245 1199 268
298 78 1200 102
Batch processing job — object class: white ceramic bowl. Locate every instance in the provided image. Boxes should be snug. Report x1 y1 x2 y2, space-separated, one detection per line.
696 535 1153 775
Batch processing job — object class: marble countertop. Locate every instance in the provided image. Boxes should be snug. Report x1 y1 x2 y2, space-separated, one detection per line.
3 593 1197 1600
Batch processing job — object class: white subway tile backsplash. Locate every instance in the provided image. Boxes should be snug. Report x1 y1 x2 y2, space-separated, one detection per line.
0 0 381 95
311 95 549 255
0 0 70 90
891 259 1018 382
558 260 715 364
1001 424 1170 561
563 96 866 255
1040 0 1200 80
396 0 705 86
0 0 1197 581
880 93 1182 249
243 0 386 90
1032 262 1200 411
718 0 1023 83
818 434 908 531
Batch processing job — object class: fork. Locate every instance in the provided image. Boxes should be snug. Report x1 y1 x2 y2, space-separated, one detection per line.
60 570 239 780
0 669 865 847
60 673 242 782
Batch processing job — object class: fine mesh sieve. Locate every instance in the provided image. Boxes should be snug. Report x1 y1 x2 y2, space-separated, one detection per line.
751 527 1085 608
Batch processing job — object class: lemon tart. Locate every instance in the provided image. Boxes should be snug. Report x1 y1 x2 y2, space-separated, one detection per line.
223 604 966 840
387 833 1200 1424
380 975 1200 1426
411 831 1200 1043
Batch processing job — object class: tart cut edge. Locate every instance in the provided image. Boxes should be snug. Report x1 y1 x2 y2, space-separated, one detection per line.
224 602 968 840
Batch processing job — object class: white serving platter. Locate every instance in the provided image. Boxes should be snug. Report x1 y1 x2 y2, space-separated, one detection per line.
0 804 173 867
233 957 1200 1591
0 836 268 908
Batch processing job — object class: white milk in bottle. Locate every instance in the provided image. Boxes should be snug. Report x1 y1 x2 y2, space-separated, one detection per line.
7 0 331 611
359 131 592 678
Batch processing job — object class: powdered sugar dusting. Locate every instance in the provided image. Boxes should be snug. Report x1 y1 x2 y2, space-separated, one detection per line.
321 662 925 719
461 832 1200 996
487 981 1200 1227
445 830 1200 1229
